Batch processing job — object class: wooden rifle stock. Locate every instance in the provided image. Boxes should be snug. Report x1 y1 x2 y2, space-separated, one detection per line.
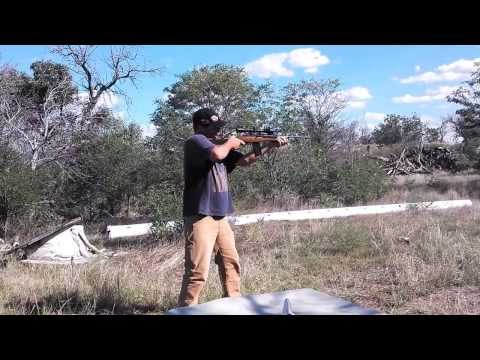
214 128 308 155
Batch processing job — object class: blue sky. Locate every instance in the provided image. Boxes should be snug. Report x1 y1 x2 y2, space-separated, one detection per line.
1 45 479 136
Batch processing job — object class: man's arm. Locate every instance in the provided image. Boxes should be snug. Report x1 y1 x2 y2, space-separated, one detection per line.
210 136 245 161
237 137 288 167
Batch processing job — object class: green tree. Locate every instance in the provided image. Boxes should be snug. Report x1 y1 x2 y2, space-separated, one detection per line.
401 114 424 144
0 143 41 239
447 62 480 161
372 114 425 145
372 114 402 145
164 64 273 130
424 127 441 143
57 123 157 220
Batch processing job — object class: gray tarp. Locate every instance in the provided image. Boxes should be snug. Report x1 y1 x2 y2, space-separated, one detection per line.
166 288 383 315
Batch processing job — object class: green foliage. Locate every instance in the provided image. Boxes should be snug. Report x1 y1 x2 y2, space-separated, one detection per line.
163 64 272 130
24 61 77 106
447 62 480 121
372 114 425 145
143 182 183 241
0 144 41 237
55 124 157 220
230 143 389 208
332 158 391 205
447 63 480 162
424 127 441 143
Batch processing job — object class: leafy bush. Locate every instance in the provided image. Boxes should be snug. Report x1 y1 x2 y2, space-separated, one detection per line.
230 143 389 209
0 144 43 239
144 183 183 241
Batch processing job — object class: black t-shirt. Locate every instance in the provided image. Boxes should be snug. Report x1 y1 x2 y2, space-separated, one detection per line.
183 134 243 217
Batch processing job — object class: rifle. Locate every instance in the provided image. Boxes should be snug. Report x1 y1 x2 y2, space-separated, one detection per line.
217 128 309 155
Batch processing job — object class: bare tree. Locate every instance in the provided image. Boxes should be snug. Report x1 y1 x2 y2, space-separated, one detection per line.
358 126 373 145
333 120 359 147
280 79 347 148
0 65 81 171
51 46 162 124
1 47 162 172
442 114 464 143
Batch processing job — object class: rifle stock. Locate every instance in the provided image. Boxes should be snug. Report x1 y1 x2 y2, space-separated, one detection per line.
215 128 309 145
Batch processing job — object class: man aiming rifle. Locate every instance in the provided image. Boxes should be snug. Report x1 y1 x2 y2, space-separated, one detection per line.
178 108 288 307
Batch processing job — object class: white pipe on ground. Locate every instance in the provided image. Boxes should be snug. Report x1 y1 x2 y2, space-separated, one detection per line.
106 221 177 240
107 223 153 240
229 200 473 226
105 200 472 239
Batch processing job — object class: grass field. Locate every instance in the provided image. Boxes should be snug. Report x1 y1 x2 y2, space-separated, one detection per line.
1 172 480 315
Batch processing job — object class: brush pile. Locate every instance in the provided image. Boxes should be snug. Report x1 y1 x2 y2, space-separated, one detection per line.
368 146 461 175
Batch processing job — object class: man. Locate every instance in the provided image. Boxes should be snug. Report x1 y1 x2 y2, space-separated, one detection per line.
178 108 288 307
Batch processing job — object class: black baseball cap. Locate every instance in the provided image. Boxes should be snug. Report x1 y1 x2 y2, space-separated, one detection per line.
192 108 226 128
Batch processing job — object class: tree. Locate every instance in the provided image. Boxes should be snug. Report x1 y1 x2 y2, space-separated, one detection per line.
424 127 441 143
52 46 162 127
372 114 402 145
278 79 347 148
0 62 81 170
358 126 373 145
438 116 452 143
372 114 424 145
332 120 361 161
0 143 40 239
164 64 272 130
401 114 424 144
447 62 480 160
56 123 160 219
151 64 275 165
447 62 480 121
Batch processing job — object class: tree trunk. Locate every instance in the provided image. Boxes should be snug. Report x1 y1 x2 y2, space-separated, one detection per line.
1 215 8 242
31 148 39 171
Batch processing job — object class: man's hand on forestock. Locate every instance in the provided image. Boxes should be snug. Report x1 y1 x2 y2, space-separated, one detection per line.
266 136 289 149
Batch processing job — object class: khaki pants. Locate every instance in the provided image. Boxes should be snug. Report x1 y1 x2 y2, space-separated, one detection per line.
178 215 241 307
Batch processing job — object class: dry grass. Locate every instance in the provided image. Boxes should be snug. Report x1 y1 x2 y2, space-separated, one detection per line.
1 172 480 315
0 244 184 314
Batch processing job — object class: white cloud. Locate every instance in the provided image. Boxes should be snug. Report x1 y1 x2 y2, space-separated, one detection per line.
244 53 293 78
400 71 467 84
392 85 459 104
363 112 386 130
140 123 157 138
244 48 329 78
305 67 319 74
399 58 480 84
339 86 372 108
415 65 421 73
286 48 329 73
437 58 479 73
342 86 372 100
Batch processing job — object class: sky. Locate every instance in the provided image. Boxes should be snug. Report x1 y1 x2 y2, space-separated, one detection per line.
1 45 479 138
